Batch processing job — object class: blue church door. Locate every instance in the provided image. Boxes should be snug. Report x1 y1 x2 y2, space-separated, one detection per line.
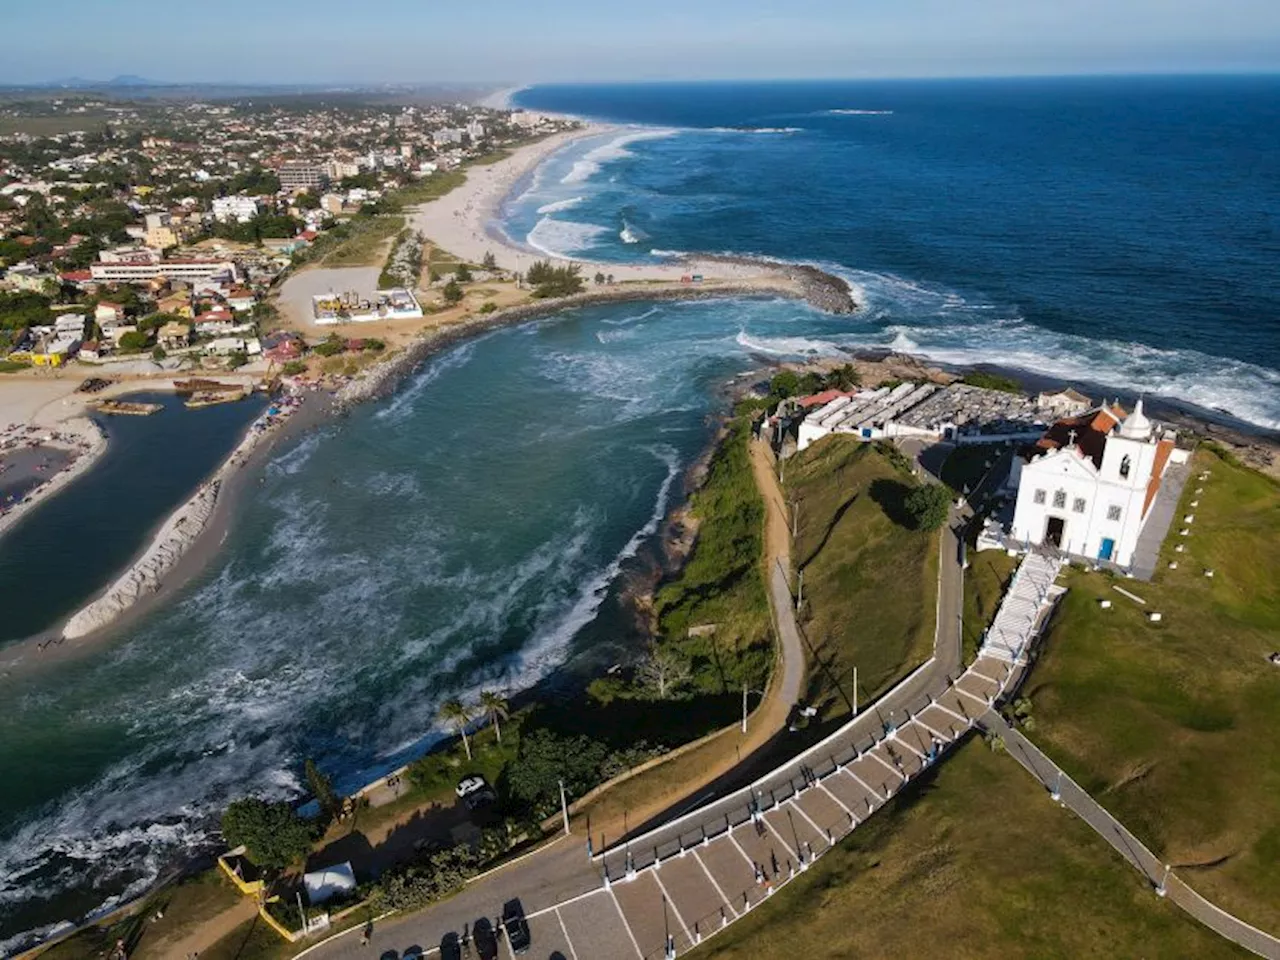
1098 538 1115 561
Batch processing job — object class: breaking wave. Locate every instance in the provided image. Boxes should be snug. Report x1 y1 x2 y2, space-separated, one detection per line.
827 109 893 116
526 216 610 259
537 196 585 214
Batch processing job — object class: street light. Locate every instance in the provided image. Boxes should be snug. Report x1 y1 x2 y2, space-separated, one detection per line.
742 684 766 733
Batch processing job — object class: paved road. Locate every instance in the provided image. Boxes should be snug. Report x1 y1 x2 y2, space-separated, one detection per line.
984 712 1280 960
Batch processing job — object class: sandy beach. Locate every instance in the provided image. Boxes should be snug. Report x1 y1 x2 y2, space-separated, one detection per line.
406 125 771 284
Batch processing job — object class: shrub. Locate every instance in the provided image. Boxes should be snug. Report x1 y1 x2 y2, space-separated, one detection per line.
281 359 307 376
454 263 473 283
508 729 608 815
117 330 149 352
313 335 344 357
370 843 481 912
525 260 583 298
904 483 951 531
221 798 313 872
961 371 1022 394
442 279 464 305
479 301 497 315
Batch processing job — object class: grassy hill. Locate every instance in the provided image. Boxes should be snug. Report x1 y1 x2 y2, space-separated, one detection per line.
1026 446 1280 932
695 737 1246 959
785 439 938 718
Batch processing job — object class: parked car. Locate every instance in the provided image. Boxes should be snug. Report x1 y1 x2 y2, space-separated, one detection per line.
502 899 532 954
455 774 497 811
473 917 499 960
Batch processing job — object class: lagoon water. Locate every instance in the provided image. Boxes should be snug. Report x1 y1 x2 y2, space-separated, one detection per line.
3 76 1279 949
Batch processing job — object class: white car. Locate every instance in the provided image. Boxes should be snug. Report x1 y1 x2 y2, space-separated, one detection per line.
455 775 496 810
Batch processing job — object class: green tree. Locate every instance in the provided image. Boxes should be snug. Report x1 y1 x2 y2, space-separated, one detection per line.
221 798 313 871
227 350 249 369
904 483 951 532
117 330 150 352
151 345 167 361
442 279 463 305
313 334 344 357
454 263 472 283
304 758 341 823
478 690 509 745
961 371 1022 394
481 251 496 271
438 697 474 760
507 729 608 813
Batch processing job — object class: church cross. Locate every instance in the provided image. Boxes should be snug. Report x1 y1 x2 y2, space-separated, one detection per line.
1067 429 1077 447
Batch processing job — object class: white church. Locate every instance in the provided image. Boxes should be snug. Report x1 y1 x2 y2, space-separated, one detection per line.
1007 399 1190 568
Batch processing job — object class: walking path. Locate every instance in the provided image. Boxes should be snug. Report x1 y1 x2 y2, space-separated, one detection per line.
984 712 1280 960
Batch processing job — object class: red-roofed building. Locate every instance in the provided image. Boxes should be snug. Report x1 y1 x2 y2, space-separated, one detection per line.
1008 399 1190 571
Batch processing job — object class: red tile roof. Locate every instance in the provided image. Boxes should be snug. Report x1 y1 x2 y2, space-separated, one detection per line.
1032 404 1127 470
797 389 855 409
1142 438 1175 518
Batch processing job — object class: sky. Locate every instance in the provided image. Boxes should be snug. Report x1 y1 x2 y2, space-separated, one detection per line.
3 0 1279 85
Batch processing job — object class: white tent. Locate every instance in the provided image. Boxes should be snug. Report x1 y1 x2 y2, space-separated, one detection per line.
303 862 357 905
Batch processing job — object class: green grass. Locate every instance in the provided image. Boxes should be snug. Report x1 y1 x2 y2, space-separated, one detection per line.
0 359 29 373
962 548 1019 664
654 418 773 694
786 438 938 717
1026 447 1280 932
695 738 1248 960
319 215 404 267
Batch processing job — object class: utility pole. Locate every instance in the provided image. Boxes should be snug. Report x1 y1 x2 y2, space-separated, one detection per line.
558 778 570 836
796 568 804 612
742 683 748 734
853 666 858 715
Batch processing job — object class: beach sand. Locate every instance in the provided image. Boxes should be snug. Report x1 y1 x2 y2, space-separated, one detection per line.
406 125 767 284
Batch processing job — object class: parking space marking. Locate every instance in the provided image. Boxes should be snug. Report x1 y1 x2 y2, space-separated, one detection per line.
760 814 799 862
692 849 739 919
727 831 758 872
868 748 907 781
916 714 953 745
608 887 645 960
555 907 580 960
817 781 858 823
892 730 926 759
787 796 829 847
933 699 971 726
845 765 885 802
955 685 992 709
651 869 694 946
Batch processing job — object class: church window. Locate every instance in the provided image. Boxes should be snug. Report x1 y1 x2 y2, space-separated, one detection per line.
1053 489 1067 509
1033 489 1046 505
1107 505 1122 522
1119 455 1131 479
1073 497 1087 513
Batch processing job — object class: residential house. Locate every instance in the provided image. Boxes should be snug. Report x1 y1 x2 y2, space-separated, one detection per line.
158 322 191 350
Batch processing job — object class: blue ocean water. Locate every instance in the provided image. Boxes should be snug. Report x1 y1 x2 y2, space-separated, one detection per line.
512 77 1280 429
3 77 1279 951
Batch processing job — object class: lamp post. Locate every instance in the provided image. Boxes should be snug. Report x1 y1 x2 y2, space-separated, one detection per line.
742 684 766 733
558 778 570 836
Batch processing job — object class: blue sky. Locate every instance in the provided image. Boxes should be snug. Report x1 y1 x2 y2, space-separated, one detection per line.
4 0 1279 84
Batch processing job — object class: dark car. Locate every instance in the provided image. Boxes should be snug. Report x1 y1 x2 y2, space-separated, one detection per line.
473 917 499 960
456 774 497 811
502 898 532 954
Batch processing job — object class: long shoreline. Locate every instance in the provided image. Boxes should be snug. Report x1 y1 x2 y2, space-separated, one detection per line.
0 417 107 540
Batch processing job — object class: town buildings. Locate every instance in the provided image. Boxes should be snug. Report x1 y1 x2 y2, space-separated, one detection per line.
277 161 329 193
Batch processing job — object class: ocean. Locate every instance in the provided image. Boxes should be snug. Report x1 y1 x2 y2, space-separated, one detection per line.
511 76 1280 429
2 76 1278 951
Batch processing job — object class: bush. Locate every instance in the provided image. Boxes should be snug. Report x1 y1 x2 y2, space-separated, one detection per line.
371 843 481 912
904 483 951 531
281 359 307 376
525 260 583 298
508 729 608 815
221 798 313 872
479 301 497 315
454 263 472 283
313 335 345 357
961 371 1022 394
226 350 249 369
117 330 150 352
442 279 463 305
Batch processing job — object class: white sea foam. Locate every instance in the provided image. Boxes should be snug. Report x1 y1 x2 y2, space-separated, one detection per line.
619 220 649 244
526 216 610 259
735 330 847 358
558 128 677 185
827 109 894 116
705 126 803 134
601 306 661 326
536 196 586 214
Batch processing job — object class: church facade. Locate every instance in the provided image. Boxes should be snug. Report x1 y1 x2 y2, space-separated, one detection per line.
1009 399 1188 568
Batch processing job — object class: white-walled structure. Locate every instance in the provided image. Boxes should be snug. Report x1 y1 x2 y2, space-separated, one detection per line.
1009 400 1188 567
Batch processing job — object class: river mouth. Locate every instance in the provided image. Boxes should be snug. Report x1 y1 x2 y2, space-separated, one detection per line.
0 391 267 648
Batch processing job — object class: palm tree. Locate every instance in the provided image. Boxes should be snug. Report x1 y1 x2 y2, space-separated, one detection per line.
478 690 510 746
438 697 474 760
